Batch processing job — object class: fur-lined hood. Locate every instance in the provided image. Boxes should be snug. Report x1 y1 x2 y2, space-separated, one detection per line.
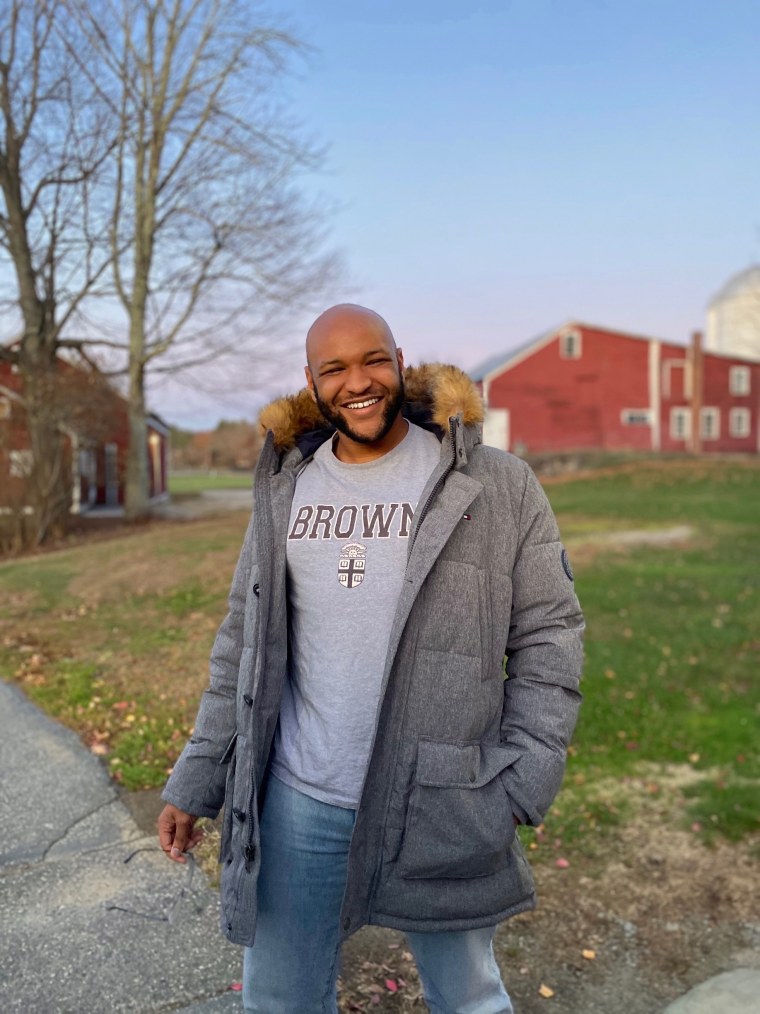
258 363 484 453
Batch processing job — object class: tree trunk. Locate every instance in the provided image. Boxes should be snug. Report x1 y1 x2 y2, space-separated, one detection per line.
125 344 150 521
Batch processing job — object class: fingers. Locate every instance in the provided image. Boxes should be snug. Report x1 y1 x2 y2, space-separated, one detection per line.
157 804 200 864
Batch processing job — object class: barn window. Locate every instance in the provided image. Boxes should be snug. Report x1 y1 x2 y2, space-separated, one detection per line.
621 409 651 426
669 408 691 441
699 407 720 440
729 408 751 438
9 449 33 477
560 330 582 359
729 366 750 396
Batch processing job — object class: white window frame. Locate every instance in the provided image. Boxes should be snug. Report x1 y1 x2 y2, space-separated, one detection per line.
559 329 582 360
0 396 10 420
729 366 750 396
9 449 33 477
621 408 651 426
700 407 720 440
669 407 691 441
729 407 751 438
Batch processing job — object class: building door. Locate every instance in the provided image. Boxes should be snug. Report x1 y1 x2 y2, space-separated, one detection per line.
482 408 510 451
105 443 119 507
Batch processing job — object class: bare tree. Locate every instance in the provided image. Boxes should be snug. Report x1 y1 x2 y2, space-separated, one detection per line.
71 0 338 519
0 0 114 544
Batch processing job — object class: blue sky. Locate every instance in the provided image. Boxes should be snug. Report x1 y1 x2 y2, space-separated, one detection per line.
161 0 760 428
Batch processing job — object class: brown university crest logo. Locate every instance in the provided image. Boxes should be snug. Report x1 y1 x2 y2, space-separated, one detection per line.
338 542 366 588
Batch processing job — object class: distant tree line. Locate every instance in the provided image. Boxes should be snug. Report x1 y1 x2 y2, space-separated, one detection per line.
170 419 262 472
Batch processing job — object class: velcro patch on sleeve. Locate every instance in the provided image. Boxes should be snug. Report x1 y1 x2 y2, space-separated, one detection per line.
561 547 574 581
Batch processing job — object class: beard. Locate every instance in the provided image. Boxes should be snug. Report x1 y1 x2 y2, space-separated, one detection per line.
314 374 406 445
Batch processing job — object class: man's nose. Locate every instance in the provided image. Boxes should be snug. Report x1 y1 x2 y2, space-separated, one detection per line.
344 365 372 393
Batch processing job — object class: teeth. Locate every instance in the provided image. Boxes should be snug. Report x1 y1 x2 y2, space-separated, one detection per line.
346 397 380 410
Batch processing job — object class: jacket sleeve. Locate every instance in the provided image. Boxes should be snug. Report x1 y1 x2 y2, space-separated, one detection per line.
161 511 256 818
499 464 584 826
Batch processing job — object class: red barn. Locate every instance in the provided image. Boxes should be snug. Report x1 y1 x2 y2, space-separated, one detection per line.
0 357 169 514
471 322 759 456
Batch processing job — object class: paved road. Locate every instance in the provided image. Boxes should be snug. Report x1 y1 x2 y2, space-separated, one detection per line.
0 680 242 1014
1 679 757 1013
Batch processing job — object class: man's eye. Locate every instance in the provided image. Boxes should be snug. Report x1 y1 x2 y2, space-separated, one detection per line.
368 358 389 366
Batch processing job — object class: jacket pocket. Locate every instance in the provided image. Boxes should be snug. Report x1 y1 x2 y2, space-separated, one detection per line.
397 740 522 880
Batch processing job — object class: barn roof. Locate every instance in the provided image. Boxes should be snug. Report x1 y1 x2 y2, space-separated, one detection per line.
469 323 564 381
469 319 692 383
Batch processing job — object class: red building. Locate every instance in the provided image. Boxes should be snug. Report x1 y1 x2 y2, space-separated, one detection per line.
471 322 759 456
0 358 170 514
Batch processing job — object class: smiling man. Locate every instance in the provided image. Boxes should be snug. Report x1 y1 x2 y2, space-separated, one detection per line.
305 304 408 457
159 304 584 1013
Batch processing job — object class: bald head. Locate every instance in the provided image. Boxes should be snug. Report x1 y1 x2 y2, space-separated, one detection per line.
305 304 396 370
303 303 407 461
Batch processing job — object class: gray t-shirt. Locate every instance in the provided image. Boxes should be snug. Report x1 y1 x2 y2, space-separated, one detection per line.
271 421 441 807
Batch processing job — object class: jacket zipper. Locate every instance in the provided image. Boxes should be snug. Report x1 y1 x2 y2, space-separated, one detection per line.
244 464 299 871
365 417 458 919
407 417 457 559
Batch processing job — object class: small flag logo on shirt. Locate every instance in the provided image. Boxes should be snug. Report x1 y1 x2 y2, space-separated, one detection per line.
338 542 366 588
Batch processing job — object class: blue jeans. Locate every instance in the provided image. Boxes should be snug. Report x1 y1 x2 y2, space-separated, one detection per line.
243 775 513 1013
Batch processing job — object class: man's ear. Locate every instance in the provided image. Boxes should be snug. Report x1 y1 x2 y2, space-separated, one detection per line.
396 347 405 375
305 365 317 403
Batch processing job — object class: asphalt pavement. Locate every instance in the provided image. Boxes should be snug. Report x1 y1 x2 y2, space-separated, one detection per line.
1 679 758 1013
0 680 242 1014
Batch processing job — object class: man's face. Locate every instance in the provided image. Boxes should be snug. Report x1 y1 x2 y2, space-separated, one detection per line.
305 311 406 450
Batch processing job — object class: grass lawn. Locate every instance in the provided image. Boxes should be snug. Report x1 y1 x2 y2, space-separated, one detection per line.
1 458 758 858
168 471 253 495
533 458 760 853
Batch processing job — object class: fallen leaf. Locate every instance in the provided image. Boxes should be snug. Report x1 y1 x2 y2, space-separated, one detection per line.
90 743 108 756
385 979 398 993
582 949 596 960
538 983 555 998
555 858 569 869
229 982 242 992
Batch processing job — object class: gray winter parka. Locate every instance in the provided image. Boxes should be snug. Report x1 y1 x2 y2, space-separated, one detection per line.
161 364 584 947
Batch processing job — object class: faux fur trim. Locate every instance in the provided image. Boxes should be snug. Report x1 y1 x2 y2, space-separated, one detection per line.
258 363 484 451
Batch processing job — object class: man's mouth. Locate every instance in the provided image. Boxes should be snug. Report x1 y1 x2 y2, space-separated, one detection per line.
344 396 382 410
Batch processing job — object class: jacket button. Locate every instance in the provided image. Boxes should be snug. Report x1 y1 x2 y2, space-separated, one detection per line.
232 807 246 821
243 694 253 706
252 583 260 597
468 772 476 783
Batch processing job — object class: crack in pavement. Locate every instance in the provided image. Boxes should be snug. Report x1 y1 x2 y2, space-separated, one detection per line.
0 796 147 876
40 792 121 860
